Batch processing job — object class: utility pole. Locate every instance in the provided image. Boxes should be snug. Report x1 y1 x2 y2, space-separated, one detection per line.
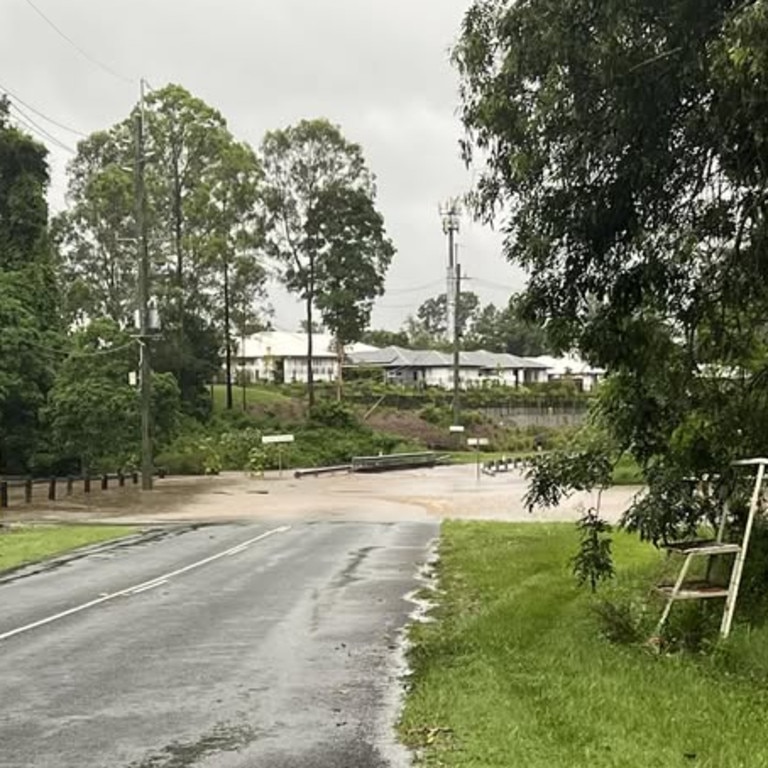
134 79 153 491
453 259 462 424
223 256 233 410
439 199 462 426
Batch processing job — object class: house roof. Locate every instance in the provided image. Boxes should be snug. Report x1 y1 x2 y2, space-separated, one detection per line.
526 355 606 375
240 332 377 359
347 346 548 370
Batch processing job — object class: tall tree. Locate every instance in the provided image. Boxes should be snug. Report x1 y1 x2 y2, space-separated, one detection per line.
466 295 550 355
58 84 267 414
261 118 383 405
0 99 61 472
312 185 395 398
454 0 768 545
53 129 135 325
407 291 481 347
361 329 411 348
191 139 267 409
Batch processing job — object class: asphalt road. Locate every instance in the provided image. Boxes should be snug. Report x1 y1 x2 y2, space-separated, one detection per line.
0 521 437 767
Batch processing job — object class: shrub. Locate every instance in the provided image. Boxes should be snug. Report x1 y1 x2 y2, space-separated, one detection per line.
593 598 646 645
308 400 359 429
155 450 207 476
572 509 615 592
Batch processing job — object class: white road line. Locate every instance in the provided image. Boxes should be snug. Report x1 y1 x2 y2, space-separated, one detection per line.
128 579 168 595
0 525 291 643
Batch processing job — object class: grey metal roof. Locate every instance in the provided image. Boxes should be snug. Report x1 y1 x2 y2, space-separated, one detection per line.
347 346 547 370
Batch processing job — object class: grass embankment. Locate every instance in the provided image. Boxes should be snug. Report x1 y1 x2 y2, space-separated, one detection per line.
449 451 645 487
211 384 294 412
449 451 535 465
0 526 137 573
401 522 768 767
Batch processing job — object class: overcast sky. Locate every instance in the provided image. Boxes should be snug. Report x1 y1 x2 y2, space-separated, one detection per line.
1 0 525 331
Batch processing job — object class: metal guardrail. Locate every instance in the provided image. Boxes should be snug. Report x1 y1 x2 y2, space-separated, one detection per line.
293 464 353 479
351 451 448 473
294 452 451 479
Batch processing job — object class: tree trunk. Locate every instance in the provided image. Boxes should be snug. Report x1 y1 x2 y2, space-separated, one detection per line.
306 295 315 407
224 257 233 410
336 338 344 402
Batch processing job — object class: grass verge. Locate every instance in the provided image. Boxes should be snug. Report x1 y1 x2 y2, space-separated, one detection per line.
400 522 768 767
448 451 535 465
611 454 645 485
0 525 137 573
211 383 294 412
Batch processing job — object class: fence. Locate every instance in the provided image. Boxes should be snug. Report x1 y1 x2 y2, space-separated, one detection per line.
0 471 145 510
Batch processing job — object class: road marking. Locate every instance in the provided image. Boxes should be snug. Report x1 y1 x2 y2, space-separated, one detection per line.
0 525 291 643
128 579 168 595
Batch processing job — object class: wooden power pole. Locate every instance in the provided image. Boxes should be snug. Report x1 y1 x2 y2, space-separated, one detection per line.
134 80 153 491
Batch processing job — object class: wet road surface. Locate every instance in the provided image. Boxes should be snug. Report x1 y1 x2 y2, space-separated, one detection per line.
0 521 437 767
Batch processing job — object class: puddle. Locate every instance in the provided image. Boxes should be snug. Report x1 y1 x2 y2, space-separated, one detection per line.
129 722 262 768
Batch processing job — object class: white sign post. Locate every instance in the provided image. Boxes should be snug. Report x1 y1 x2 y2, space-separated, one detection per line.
261 434 295 477
467 437 490 479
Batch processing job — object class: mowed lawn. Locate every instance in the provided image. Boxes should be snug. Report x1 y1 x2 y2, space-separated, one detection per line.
0 526 137 573
401 522 768 767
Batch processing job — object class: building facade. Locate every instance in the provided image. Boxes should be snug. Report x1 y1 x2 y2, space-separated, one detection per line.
236 332 376 384
345 346 548 389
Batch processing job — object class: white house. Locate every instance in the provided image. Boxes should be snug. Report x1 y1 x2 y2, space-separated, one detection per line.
345 346 548 389
236 331 376 384
526 355 606 391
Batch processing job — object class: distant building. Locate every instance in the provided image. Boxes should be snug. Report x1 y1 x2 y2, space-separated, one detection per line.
237 331 377 384
526 355 606 392
345 346 548 389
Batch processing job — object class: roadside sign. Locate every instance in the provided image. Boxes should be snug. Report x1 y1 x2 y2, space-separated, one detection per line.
467 438 490 447
262 434 295 445
261 434 295 477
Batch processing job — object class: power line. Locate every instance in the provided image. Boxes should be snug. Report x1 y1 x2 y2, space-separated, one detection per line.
10 105 76 154
385 279 444 295
0 81 88 138
469 277 520 292
23 338 136 359
23 0 134 86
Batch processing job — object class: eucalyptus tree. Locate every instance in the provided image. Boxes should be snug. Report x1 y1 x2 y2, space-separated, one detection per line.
260 118 393 405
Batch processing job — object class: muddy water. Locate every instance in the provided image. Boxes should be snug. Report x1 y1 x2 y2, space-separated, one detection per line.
3 466 641 526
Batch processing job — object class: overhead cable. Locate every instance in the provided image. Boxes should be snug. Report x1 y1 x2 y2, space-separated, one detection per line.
23 0 134 86
10 104 76 153
0 81 88 137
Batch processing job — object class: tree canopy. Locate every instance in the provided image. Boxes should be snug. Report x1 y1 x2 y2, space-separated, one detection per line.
454 0 768 542
57 84 268 415
0 99 61 472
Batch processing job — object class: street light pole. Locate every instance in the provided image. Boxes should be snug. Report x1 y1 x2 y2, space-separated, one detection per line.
440 199 462 427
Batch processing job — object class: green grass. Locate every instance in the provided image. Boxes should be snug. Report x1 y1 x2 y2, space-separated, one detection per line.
449 451 535 465
211 384 294 412
611 454 645 485
401 522 768 767
0 525 137 573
